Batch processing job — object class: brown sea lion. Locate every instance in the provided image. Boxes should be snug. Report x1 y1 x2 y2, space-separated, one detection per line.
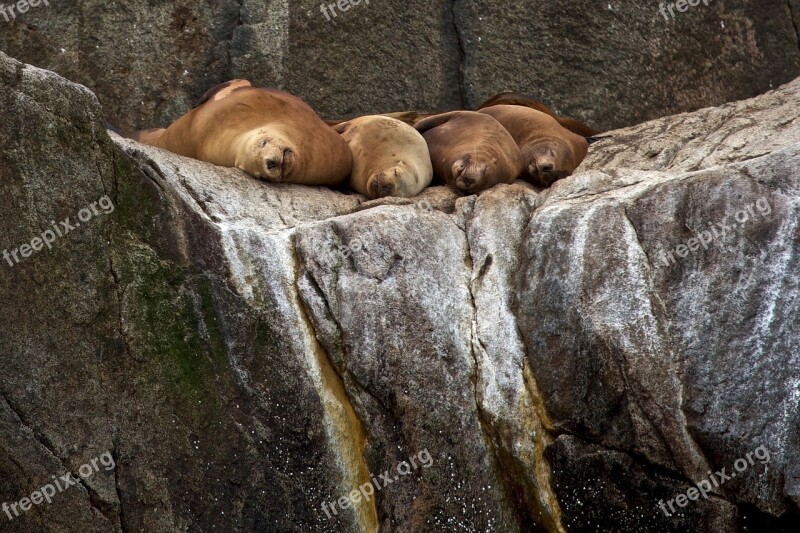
478 92 599 137
333 116 433 199
130 80 352 185
479 105 589 187
414 111 524 194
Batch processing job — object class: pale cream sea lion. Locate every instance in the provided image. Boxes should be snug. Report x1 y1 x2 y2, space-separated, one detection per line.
333 115 433 199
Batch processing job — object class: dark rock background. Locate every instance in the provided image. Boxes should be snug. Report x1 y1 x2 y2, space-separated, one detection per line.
0 0 798 131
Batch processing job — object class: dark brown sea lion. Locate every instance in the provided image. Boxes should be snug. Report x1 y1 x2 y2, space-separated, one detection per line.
479 105 589 187
414 111 524 194
478 92 599 137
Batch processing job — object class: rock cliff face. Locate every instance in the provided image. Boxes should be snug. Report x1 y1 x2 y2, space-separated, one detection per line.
0 1 798 132
1 50 800 532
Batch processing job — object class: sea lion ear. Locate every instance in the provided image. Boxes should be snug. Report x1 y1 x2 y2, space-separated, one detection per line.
413 111 462 134
331 120 353 134
195 79 253 107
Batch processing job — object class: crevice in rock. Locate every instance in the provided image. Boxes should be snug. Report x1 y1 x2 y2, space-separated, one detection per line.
299 262 395 418
622 206 654 274
108 256 131 357
789 0 800 55
457 203 565 532
12 60 24 86
119 147 169 192
0 390 62 472
289 238 379 533
99 142 137 533
449 0 468 108
621 204 714 485
225 0 246 75
0 391 114 526
110 438 129 533
75 476 116 529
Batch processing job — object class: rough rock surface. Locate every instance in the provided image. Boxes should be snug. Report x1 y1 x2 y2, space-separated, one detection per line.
2 50 800 532
0 1 799 132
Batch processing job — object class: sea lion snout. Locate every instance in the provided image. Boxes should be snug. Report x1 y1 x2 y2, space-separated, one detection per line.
539 163 555 174
526 141 574 186
367 169 399 199
261 145 295 181
452 158 488 192
529 160 569 186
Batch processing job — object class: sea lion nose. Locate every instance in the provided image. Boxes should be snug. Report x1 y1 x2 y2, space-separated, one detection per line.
368 171 396 198
459 175 475 188
540 163 554 174
266 149 293 172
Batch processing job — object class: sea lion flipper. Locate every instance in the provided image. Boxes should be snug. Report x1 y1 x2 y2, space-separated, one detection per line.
479 92 599 137
413 112 463 134
556 117 599 137
195 79 253 107
586 135 613 145
478 92 552 115
127 128 166 146
332 120 353 134
380 111 434 126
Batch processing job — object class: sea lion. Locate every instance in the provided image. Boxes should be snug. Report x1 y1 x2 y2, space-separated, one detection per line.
325 111 435 129
414 111 524 194
131 80 352 185
333 116 433 199
478 105 589 187
478 92 599 137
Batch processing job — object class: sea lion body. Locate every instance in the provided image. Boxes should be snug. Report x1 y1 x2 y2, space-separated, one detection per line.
478 105 588 187
138 81 352 185
326 111 435 128
130 128 166 145
478 92 599 137
334 116 433 199
414 111 524 194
